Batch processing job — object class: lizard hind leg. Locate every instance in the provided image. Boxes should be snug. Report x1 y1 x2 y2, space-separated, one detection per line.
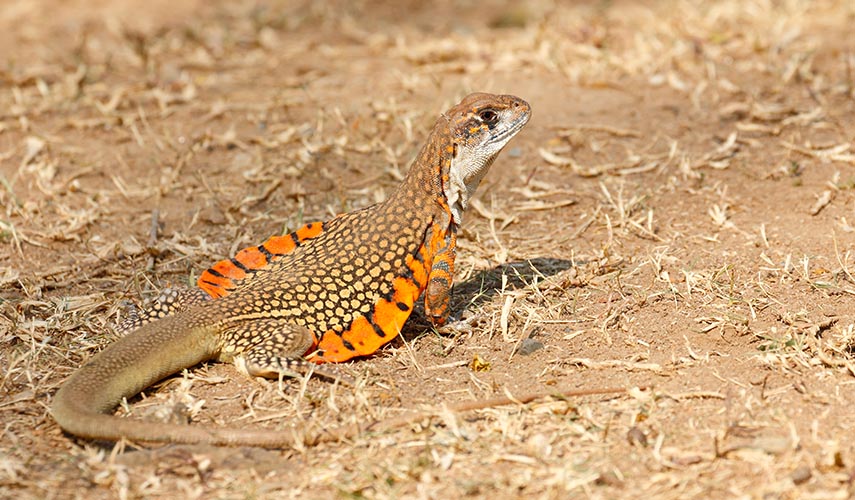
223 319 353 385
117 287 211 334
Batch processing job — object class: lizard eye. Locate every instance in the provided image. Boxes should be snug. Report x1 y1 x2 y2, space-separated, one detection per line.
478 109 498 124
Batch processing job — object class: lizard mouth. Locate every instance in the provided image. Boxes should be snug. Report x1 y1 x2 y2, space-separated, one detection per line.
486 112 531 146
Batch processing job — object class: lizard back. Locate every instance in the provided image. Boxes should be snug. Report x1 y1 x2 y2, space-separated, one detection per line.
210 203 436 361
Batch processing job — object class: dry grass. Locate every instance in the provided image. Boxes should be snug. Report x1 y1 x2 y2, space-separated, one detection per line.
3 0 855 498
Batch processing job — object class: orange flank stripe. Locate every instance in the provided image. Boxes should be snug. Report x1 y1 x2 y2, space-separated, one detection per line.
234 246 268 270
295 222 323 240
198 260 247 298
406 254 429 292
316 276 421 363
262 234 297 255
198 275 233 298
372 277 420 337
316 316 375 363
196 221 325 299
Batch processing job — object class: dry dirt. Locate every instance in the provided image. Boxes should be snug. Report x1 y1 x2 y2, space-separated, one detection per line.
3 0 855 498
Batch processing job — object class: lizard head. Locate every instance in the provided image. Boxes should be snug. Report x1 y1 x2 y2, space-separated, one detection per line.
443 93 531 224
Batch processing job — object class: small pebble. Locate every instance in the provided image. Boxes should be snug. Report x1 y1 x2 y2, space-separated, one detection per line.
791 465 812 485
627 426 648 447
595 470 624 487
517 338 544 355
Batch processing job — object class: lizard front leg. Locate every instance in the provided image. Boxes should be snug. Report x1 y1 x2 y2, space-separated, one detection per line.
424 227 457 326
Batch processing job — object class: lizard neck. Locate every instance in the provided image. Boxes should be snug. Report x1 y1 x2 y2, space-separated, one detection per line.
386 117 455 228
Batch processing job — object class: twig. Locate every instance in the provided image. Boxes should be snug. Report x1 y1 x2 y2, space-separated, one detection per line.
147 209 160 272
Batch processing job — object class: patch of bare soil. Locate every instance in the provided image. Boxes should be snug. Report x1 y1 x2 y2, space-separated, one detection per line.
3 0 855 498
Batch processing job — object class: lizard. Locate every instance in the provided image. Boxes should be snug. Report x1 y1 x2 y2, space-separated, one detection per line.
50 92 531 448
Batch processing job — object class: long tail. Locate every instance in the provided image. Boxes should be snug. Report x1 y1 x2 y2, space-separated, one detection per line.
51 314 637 448
49 317 312 447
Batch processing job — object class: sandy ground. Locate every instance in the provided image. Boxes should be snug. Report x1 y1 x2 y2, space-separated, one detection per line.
2 0 855 498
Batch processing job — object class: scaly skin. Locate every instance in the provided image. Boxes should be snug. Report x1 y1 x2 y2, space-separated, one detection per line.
51 93 531 447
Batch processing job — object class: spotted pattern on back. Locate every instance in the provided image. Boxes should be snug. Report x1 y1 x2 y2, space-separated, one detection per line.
205 196 441 363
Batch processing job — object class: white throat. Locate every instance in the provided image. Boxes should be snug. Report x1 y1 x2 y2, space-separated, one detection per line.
446 152 495 225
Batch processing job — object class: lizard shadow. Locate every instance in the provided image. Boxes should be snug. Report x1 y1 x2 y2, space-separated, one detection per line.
402 257 575 336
